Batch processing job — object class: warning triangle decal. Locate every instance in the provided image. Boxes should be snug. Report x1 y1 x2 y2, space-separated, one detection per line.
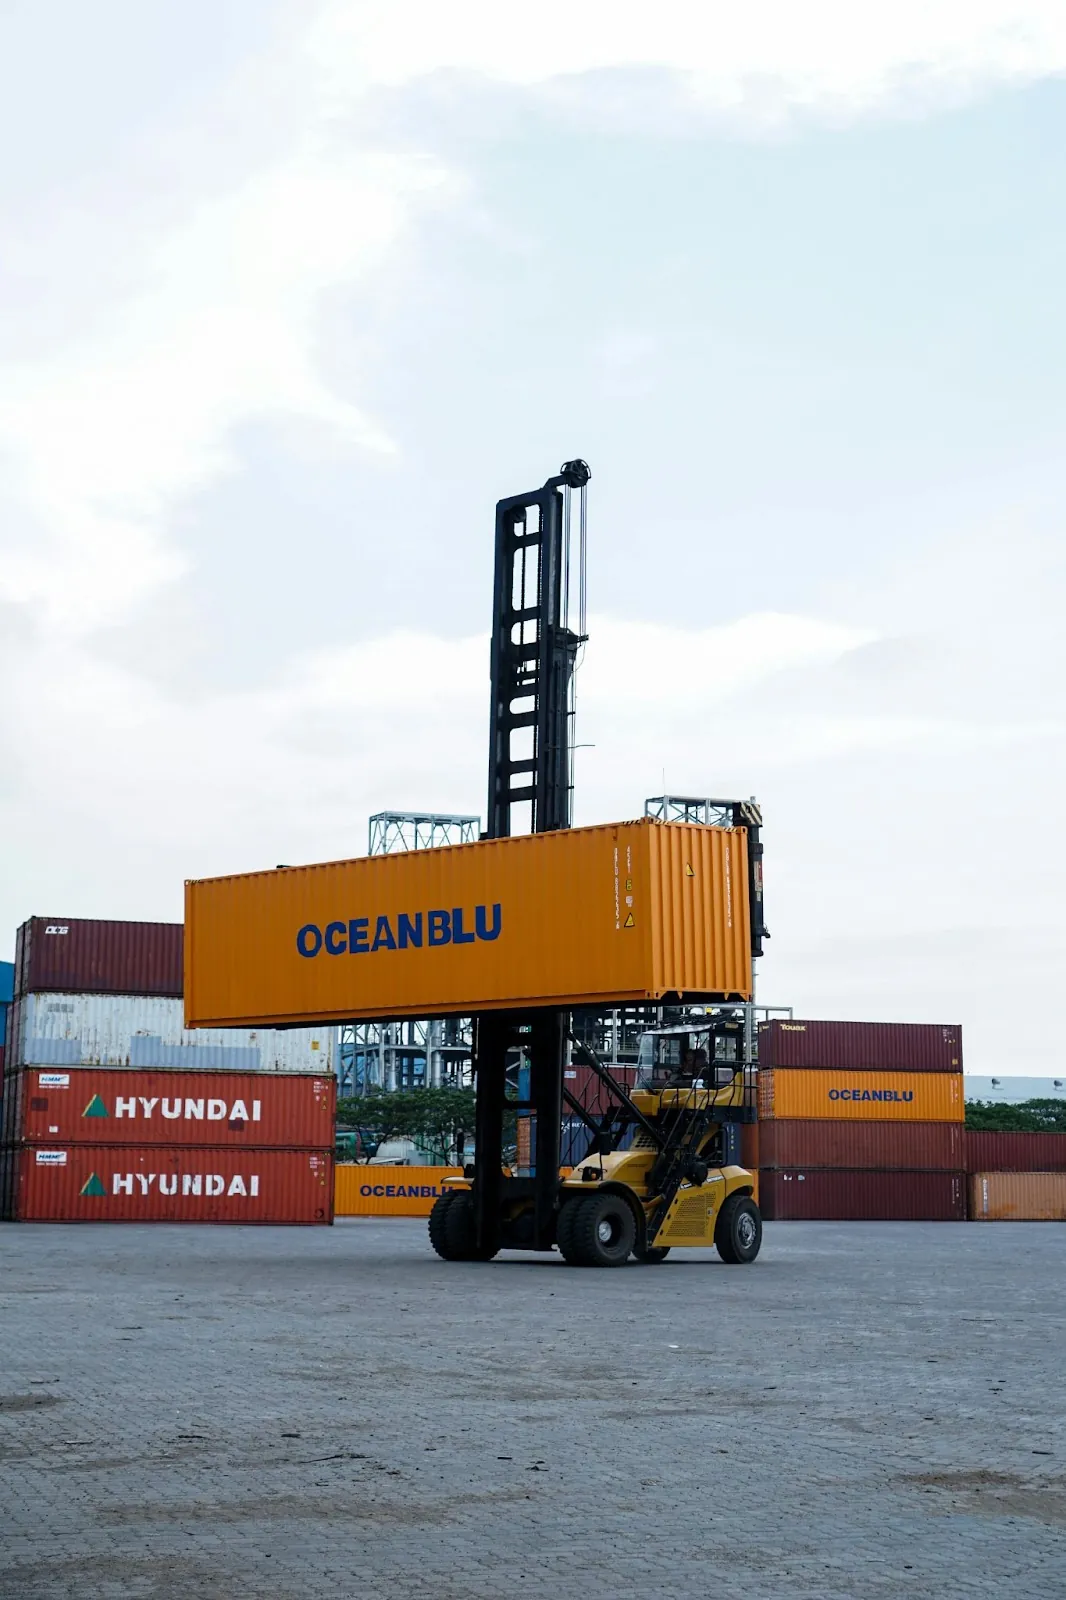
80 1173 106 1197
82 1094 109 1118
685 863 695 877
623 912 635 928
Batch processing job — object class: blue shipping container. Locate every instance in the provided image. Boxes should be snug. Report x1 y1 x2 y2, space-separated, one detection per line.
0 961 13 1004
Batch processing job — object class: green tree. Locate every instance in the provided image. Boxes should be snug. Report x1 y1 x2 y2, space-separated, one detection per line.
965 1098 1066 1132
337 1087 478 1165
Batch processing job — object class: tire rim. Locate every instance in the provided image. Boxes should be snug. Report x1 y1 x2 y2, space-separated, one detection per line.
597 1217 618 1245
736 1212 756 1249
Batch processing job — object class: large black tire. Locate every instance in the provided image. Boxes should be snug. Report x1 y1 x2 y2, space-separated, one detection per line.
714 1194 762 1264
632 1245 671 1264
428 1191 498 1261
555 1198 582 1263
569 1191 637 1268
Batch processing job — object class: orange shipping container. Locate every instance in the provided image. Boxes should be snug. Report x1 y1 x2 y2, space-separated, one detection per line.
334 1164 462 1216
968 1172 1066 1221
185 819 753 1027
758 1070 964 1123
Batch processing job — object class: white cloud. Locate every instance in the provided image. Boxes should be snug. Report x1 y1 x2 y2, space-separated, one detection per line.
310 1 1066 116
0 143 450 631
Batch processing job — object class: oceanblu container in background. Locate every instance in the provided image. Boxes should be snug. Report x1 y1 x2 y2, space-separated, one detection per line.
968 1172 1066 1221
758 1120 964 1170
185 818 755 1028
9 994 336 1074
757 1019 961 1072
14 919 183 999
4 1068 335 1149
334 1164 461 1217
758 1070 964 1122
0 1146 333 1224
759 1169 965 1221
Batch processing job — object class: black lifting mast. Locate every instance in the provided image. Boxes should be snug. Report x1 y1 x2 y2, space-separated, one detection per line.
471 460 591 1255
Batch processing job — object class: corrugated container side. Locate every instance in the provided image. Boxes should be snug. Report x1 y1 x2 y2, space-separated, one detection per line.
758 1070 964 1122
759 1169 965 1221
334 1164 461 1217
185 818 753 1029
968 1172 1066 1221
1 1146 333 1223
8 1068 335 1149
647 822 750 1002
758 1019 962 1072
964 1131 1066 1173
740 1121 759 1171
0 961 14 1004
15 918 183 999
759 1120 964 1170
562 1064 639 1114
13 994 337 1073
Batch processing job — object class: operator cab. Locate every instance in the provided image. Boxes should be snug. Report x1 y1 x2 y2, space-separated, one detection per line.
635 1014 748 1093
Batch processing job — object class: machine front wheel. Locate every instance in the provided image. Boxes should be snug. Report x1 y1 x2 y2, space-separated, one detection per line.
714 1195 762 1264
568 1191 636 1267
632 1245 671 1264
428 1191 499 1262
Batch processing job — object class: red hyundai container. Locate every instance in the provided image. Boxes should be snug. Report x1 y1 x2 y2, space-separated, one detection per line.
759 1120 963 1170
0 1145 333 1223
14 918 183 999
757 1019 961 1072
964 1130 1066 1173
3 1068 336 1149
759 1169 965 1221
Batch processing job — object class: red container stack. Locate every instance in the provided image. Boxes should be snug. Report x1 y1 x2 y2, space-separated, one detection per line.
964 1131 1066 1174
759 1170 965 1222
756 1019 966 1221
14 917 184 999
2 917 335 1225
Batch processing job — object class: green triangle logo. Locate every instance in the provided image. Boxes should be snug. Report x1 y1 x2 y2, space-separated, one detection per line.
82 1094 109 1118
80 1173 106 1198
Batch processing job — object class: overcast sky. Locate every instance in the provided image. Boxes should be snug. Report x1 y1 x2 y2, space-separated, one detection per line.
1 2 1063 1071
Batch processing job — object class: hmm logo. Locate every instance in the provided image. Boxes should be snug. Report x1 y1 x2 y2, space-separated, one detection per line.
829 1087 915 1103
297 904 502 958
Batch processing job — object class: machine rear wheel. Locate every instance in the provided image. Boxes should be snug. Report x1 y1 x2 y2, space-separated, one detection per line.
428 1191 498 1262
632 1245 671 1264
714 1195 762 1264
569 1191 636 1267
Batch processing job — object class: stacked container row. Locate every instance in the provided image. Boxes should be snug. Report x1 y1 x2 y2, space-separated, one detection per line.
756 1020 966 1221
2 918 336 1225
964 1129 1066 1221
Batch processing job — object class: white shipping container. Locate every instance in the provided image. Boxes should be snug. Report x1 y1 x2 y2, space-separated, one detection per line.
10 993 336 1074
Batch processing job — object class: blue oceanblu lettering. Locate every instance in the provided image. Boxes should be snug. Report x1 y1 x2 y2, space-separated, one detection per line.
298 903 502 958
828 1086 915 1103
359 1183 442 1199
